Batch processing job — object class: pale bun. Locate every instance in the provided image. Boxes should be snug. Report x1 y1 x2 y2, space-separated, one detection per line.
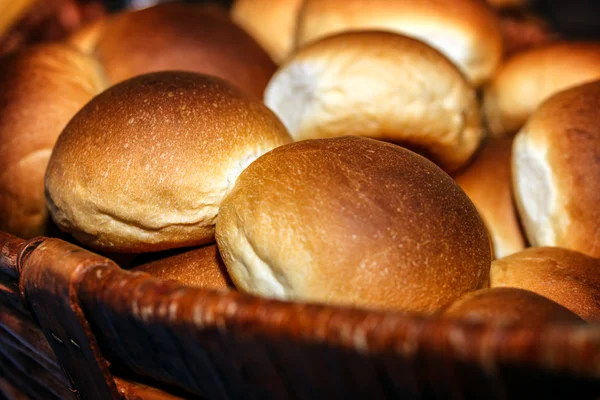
231 0 304 64
454 137 525 259
295 0 503 86
442 287 585 326
264 31 484 173
45 72 291 253
490 247 600 322
0 43 105 239
512 80 600 257
484 42 600 137
216 136 491 313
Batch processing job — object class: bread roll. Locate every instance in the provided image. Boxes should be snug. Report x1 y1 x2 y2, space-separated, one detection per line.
45 72 291 253
490 247 600 322
67 16 108 54
131 245 233 291
484 42 600 137
442 287 585 326
0 43 105 239
264 31 484 173
231 0 304 63
454 137 525 259
94 3 276 98
512 80 600 257
295 0 503 86
216 136 491 313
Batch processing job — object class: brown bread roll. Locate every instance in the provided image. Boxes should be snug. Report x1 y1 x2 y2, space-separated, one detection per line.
216 136 491 313
295 0 503 87
45 71 291 253
454 137 525 259
490 247 600 322
484 42 600 137
0 43 105 239
442 287 585 326
264 31 484 173
512 80 600 257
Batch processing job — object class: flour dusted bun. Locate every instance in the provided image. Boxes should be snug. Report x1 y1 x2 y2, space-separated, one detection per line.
0 43 105 239
512 80 600 257
484 42 600 137
296 0 503 86
93 3 276 98
216 136 491 313
264 31 484 173
442 287 585 326
454 137 525 259
231 0 304 63
490 247 600 322
45 72 291 253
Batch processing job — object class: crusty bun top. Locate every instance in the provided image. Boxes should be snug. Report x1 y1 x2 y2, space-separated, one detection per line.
264 31 484 174
295 0 503 86
484 42 600 137
490 247 600 322
45 71 291 253
0 43 105 239
512 80 600 258
216 136 491 313
231 0 304 64
93 3 276 98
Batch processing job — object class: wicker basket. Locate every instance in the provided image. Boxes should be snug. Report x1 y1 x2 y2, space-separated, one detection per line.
1 230 600 399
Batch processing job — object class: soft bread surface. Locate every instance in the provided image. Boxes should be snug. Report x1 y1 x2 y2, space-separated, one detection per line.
0 43 105 239
296 0 503 86
264 31 484 173
216 136 491 313
512 80 600 257
454 137 525 259
93 3 276 98
45 72 291 253
231 0 304 64
484 42 600 137
490 247 600 322
442 287 585 326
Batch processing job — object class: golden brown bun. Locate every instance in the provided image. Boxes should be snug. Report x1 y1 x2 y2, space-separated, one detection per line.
231 0 304 64
486 0 529 9
442 287 585 326
264 31 484 173
0 43 105 239
45 71 291 253
490 247 600 322
512 80 600 257
296 0 503 86
131 245 234 291
216 136 491 313
94 3 276 99
67 16 109 54
484 42 600 137
454 137 525 259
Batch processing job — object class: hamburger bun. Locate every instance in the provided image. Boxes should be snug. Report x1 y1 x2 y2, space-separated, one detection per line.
512 80 600 257
484 42 600 137
454 137 525 259
231 0 304 64
264 31 484 173
442 287 585 326
45 71 291 253
0 43 105 239
295 0 503 86
216 136 491 313
490 247 600 322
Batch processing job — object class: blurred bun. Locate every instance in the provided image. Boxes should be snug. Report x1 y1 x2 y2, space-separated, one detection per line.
45 72 291 253
296 0 503 86
0 43 105 239
490 247 600 322
216 136 491 313
512 80 600 257
264 31 484 173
